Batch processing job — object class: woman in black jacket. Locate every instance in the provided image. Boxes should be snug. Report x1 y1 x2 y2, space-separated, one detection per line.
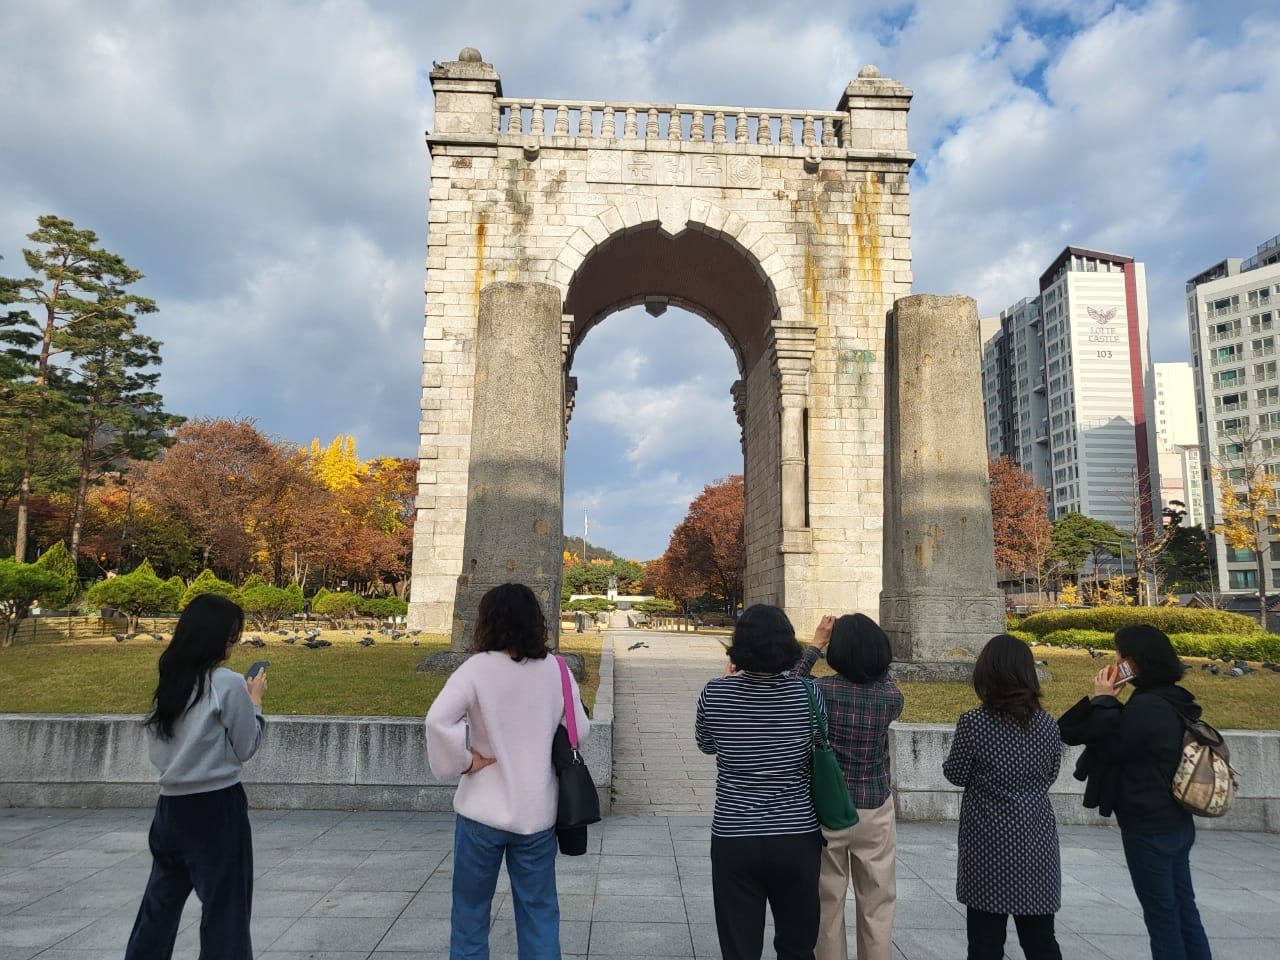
1058 625 1211 960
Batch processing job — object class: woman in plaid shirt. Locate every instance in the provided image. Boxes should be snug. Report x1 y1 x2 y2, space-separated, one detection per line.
793 613 904 960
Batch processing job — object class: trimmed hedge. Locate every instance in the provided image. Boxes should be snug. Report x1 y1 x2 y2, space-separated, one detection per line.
1019 607 1259 638
1029 627 1280 662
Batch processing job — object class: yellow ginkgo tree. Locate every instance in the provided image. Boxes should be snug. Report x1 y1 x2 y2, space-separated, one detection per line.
1211 431 1280 628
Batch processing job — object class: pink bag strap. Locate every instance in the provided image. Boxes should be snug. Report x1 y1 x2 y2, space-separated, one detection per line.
555 655 578 750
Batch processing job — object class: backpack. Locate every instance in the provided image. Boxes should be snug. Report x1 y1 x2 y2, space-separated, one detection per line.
1170 713 1237 817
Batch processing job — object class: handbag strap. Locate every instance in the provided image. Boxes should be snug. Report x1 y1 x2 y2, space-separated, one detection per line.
801 679 830 750
555 655 578 751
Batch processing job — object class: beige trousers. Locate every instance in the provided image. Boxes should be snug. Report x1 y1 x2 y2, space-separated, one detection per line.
816 794 897 960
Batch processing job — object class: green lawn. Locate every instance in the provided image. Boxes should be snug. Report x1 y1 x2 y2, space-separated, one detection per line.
0 632 603 718
4 633 1277 729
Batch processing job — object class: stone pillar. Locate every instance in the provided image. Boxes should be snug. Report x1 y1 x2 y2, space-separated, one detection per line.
450 282 565 652
837 65 912 152
880 294 1003 680
780 396 807 531
429 47 502 138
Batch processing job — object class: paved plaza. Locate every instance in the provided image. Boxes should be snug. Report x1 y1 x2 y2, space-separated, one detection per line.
2 629 1280 958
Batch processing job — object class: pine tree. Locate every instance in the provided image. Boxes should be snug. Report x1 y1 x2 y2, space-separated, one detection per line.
33 540 79 609
0 216 179 562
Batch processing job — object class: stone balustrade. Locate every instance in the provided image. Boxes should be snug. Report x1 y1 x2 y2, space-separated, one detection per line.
493 99 850 152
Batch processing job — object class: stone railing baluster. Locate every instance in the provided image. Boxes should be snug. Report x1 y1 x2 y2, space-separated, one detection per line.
624 107 638 139
554 104 569 136
691 110 705 142
822 120 836 147
509 103 524 135
646 108 660 139
757 113 771 145
802 115 816 147
578 104 593 137
668 109 682 140
601 106 616 140
712 112 726 143
735 111 749 143
780 115 794 145
530 102 544 136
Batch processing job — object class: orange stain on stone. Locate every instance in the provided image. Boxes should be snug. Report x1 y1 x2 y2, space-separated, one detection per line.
851 172 884 307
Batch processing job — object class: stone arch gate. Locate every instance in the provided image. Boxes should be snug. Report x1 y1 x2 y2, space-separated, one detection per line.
408 47 950 650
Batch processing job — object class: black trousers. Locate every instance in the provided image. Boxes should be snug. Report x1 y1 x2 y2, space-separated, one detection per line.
710 831 822 960
125 783 254 960
966 907 1062 960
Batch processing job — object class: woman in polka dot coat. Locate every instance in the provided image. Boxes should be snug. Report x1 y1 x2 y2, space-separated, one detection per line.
944 634 1063 960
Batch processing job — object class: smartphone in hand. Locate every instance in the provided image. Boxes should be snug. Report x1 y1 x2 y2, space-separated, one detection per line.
1113 657 1136 685
245 660 269 680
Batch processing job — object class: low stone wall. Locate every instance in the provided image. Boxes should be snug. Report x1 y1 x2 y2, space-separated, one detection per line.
890 724 1280 834
0 638 616 813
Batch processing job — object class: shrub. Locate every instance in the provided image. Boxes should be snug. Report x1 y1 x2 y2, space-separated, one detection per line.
1 559 65 646
564 597 615 613
180 569 238 609
1167 633 1280 662
34 541 79 609
1020 607 1259 638
239 583 304 631
85 561 182 632
358 596 408 618
313 591 359 618
1041 629 1113 649
635 599 678 615
1007 630 1037 645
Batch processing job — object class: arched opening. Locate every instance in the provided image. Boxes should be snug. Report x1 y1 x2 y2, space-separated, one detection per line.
562 226 786 609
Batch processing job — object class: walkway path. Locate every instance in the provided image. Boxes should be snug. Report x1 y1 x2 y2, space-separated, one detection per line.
609 627 723 815
3 807 1279 958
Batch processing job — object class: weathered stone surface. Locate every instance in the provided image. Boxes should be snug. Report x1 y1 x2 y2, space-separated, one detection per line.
880 295 1004 664
408 53 917 640
449 282 565 653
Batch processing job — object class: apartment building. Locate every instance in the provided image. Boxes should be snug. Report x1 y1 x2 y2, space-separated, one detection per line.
1151 361 1203 525
981 246 1158 532
1189 232 1280 592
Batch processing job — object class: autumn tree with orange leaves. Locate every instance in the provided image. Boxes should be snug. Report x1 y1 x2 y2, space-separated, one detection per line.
988 457 1055 595
659 475 744 613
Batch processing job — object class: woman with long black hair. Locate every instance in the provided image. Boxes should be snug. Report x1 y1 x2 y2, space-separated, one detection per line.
125 593 267 960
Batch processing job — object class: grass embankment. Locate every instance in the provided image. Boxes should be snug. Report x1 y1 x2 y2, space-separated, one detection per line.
808 645 1280 729
0 632 603 717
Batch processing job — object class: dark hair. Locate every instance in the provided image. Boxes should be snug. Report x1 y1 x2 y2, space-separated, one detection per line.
473 583 550 661
1114 624 1187 687
827 613 892 683
727 604 802 673
145 593 244 741
972 633 1042 727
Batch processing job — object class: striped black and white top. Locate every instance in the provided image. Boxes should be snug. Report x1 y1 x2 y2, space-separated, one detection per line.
695 672 822 837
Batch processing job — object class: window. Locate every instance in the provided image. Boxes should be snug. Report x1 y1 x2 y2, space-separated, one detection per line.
1260 411 1280 430
1253 337 1276 357
1213 345 1240 365
1229 569 1258 589
1213 368 1243 388
1255 361 1279 381
1217 417 1245 434
1256 386 1279 406
1228 547 1258 562
1249 312 1273 333
1215 393 1246 412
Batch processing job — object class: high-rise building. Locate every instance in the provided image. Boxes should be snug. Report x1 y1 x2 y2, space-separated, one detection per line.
981 247 1158 532
1151 361 1201 523
1188 232 1280 593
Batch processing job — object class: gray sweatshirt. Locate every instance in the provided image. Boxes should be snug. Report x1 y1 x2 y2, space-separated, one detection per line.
149 666 265 796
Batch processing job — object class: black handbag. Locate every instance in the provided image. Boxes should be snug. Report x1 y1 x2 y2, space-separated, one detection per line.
553 656 600 854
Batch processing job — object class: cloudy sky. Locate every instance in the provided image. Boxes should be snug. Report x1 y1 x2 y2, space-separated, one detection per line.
2 0 1277 560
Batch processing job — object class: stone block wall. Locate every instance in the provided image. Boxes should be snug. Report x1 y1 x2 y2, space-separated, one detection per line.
409 54 917 638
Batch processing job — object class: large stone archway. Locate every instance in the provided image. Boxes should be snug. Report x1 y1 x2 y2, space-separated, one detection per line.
408 47 918 646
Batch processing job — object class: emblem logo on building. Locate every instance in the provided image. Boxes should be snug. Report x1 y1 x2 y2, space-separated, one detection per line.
1087 306 1117 325
1086 307 1121 344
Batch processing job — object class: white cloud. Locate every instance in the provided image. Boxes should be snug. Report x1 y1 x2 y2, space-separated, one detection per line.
2 0 1278 557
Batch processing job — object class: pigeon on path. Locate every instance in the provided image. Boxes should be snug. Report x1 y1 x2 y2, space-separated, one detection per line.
627 641 649 651
304 638 332 649
113 633 127 643
359 637 375 647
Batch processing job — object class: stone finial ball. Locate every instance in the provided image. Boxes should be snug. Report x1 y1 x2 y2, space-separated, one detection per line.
858 65 882 78
458 47 482 62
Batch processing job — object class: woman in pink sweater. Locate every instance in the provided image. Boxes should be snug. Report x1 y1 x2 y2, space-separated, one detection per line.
426 583 590 959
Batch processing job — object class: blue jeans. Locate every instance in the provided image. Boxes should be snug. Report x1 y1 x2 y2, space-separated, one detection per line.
1121 821 1212 960
451 814 560 960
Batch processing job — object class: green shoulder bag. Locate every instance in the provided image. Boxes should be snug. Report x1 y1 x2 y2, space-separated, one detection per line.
802 679 859 830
